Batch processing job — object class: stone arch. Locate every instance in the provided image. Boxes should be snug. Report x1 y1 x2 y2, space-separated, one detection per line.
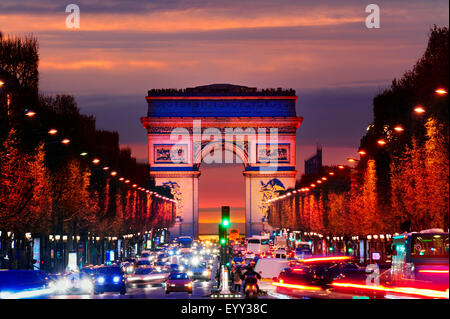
141 84 302 239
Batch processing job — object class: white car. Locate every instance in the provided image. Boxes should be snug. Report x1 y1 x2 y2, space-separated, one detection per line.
127 267 169 287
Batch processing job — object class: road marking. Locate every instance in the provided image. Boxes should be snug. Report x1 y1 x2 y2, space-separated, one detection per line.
267 291 293 299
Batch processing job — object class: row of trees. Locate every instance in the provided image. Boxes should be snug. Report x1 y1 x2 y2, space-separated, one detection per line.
268 26 449 236
0 32 175 268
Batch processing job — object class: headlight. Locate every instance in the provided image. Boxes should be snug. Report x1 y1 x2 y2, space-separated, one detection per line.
113 276 121 283
187 271 193 276
97 276 105 284
202 270 209 277
179 265 185 271
191 257 199 265
81 279 93 291
54 278 70 292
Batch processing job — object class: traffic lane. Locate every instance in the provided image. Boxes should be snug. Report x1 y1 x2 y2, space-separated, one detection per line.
272 285 383 299
50 279 214 299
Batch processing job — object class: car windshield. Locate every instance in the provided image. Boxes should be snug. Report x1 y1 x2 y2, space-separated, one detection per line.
135 268 153 275
169 273 188 280
248 239 260 244
97 267 122 275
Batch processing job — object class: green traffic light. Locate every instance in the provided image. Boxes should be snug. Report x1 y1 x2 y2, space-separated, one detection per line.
220 238 226 245
329 247 334 251
348 248 353 253
222 219 230 227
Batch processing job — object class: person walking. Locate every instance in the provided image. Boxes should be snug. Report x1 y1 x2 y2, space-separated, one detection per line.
233 267 242 292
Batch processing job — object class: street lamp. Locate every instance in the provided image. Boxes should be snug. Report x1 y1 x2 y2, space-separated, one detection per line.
377 139 386 146
0 80 4 87
329 171 335 176
48 129 58 135
347 158 357 163
92 158 100 164
338 165 345 169
435 88 447 95
394 125 404 132
25 110 36 117
414 106 426 114
61 138 70 144
80 152 88 156
358 150 366 156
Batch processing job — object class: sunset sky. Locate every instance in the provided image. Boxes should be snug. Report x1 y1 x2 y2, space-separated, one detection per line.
1 0 448 232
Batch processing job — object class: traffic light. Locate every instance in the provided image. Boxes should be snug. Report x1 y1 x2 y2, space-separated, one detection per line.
221 206 230 228
218 224 227 246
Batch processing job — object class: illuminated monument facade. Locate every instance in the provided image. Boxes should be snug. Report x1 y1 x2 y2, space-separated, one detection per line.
141 84 302 238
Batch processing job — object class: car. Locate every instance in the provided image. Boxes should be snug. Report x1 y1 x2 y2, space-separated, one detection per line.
165 272 193 294
53 272 94 295
127 267 168 287
0 270 53 299
276 257 362 289
121 262 135 275
136 259 152 267
93 266 127 295
232 257 245 266
187 262 211 281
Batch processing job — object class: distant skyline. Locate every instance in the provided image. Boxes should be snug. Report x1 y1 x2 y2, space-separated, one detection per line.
1 0 448 232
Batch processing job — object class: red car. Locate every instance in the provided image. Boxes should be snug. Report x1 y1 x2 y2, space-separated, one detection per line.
165 272 193 294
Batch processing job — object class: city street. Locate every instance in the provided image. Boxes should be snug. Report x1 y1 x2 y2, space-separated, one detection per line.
0 0 448 307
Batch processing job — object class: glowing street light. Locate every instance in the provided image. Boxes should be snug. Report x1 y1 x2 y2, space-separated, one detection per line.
110 171 117 176
0 80 4 87
347 158 356 163
103 166 109 170
322 177 327 181
132 184 137 188
310 183 316 188
358 150 366 156
377 139 386 146
338 165 345 169
92 158 100 164
61 138 70 144
435 88 447 95
25 110 36 117
125 180 130 184
119 177 125 181
80 152 88 156
316 180 322 184
414 106 426 114
394 125 404 132
329 172 335 176
48 129 58 135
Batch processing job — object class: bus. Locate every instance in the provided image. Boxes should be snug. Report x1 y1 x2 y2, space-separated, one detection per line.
178 236 193 254
246 236 270 255
391 229 448 290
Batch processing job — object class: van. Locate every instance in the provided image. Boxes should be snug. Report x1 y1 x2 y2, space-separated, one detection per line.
254 258 290 279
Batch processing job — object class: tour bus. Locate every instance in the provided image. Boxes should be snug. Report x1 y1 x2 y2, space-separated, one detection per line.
178 236 193 254
390 229 449 290
246 236 270 255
